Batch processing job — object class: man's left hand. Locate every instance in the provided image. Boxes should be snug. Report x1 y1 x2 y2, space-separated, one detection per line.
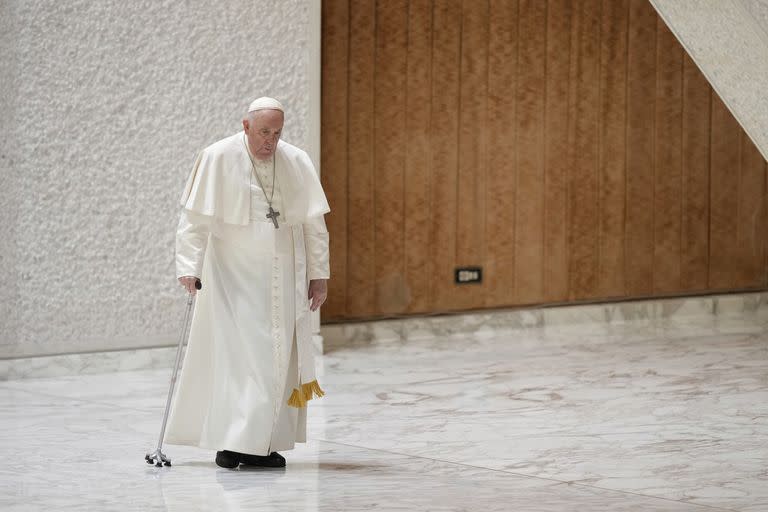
308 279 328 312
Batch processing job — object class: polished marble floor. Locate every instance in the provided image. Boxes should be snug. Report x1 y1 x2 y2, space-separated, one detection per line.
2 313 767 511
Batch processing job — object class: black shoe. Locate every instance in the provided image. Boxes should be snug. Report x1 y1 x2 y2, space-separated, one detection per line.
239 451 286 468
215 450 240 469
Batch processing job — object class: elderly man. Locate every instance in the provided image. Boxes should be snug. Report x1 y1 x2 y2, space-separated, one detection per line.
165 97 330 469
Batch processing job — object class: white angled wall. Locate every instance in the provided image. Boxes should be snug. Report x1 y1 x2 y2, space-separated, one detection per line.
0 0 318 358
650 0 768 162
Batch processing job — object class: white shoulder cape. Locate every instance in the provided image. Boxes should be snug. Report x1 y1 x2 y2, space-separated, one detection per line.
180 132 330 226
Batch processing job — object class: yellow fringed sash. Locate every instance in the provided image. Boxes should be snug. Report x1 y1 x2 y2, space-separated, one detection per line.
287 380 325 408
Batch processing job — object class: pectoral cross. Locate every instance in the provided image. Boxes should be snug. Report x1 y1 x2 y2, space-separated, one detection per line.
266 206 281 229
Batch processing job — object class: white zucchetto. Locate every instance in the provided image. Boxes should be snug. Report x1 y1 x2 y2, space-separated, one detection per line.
248 97 284 113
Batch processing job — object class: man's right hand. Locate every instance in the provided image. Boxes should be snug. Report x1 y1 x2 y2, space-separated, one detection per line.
178 276 199 295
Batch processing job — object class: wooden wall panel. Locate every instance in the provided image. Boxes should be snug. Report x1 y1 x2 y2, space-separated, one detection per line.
737 134 766 288
321 0 768 322
680 54 710 291
597 0 628 298
429 0 462 311
373 0 408 314
709 94 740 289
625 0 656 297
514 0 546 304
567 0 601 299
320 0 348 318
653 20 683 293
404 0 433 314
543 0 571 302
486 0 518 307
455 0 489 310
345 0 376 316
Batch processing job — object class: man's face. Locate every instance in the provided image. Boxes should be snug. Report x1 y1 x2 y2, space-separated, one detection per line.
243 109 284 160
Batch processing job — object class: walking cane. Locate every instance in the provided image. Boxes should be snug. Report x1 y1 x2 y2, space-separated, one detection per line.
145 279 201 467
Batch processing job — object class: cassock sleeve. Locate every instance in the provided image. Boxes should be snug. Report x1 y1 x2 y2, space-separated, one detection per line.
303 214 330 280
176 210 211 279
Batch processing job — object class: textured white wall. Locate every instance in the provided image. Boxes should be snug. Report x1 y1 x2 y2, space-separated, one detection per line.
650 0 768 162
0 0 314 358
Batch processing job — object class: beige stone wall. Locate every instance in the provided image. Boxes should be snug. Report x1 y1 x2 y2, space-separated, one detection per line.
650 0 768 162
0 0 314 357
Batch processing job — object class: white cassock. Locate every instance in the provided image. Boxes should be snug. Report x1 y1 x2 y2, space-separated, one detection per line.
165 131 330 456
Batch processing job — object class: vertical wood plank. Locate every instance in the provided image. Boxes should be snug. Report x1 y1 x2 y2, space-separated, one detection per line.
486 0 518 307
653 19 683 293
404 0 433 313
430 0 462 311
320 0 349 319
543 0 570 302
455 0 489 310
709 93 740 289
514 0 546 304
625 0 656 296
346 0 376 316
680 54 710 291
485 0 517 306
567 0 601 299
374 0 409 314
597 0 628 297
736 133 766 288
